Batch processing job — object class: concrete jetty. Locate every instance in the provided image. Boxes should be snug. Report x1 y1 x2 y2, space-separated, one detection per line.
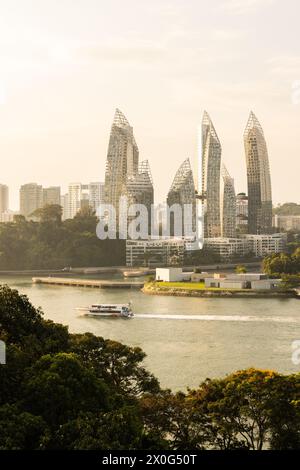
32 277 144 289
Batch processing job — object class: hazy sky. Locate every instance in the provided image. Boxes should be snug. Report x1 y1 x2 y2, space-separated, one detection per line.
0 0 300 210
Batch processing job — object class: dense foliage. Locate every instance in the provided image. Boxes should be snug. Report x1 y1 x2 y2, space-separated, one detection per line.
273 202 300 216
0 205 125 269
1 285 300 450
263 247 300 277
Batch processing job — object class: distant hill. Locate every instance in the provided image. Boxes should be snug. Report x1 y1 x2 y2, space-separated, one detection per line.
273 203 300 216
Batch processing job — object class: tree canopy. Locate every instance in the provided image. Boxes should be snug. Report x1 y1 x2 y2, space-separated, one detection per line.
0 205 125 269
1 284 300 450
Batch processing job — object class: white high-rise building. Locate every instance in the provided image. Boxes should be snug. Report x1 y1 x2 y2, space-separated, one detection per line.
61 194 70 221
88 182 105 213
42 186 61 207
67 183 83 219
0 184 9 214
20 183 43 218
63 182 105 219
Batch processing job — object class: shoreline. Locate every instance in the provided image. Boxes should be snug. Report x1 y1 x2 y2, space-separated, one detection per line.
142 283 296 299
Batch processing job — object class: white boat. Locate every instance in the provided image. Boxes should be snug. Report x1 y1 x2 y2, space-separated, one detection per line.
76 303 133 318
123 270 150 278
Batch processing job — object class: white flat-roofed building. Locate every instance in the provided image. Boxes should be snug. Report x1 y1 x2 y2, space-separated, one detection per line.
155 268 192 282
205 273 281 290
205 278 248 289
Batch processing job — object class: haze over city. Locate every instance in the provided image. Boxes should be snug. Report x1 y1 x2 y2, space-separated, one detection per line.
0 0 300 209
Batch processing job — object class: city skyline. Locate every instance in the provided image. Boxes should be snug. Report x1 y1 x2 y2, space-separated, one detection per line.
0 1 300 210
2 104 296 211
0 107 287 220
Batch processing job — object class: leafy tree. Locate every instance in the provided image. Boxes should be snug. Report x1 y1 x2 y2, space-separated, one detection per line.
53 407 143 450
31 204 62 224
0 205 125 269
188 368 283 450
273 203 300 216
235 265 247 274
22 353 110 427
263 247 300 276
69 333 160 397
141 390 208 450
0 404 47 450
0 285 69 354
2 284 300 450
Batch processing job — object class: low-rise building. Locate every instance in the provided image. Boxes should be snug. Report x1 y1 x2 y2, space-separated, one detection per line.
156 268 192 282
241 233 287 257
226 273 267 282
205 278 248 289
126 238 185 267
190 272 210 282
251 279 282 290
204 233 287 260
205 272 281 290
204 237 249 259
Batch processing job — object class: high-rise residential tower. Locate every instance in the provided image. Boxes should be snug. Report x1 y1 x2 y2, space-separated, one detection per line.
0 184 9 213
67 183 83 219
20 183 43 218
220 164 236 238
244 112 272 234
200 111 221 238
42 186 61 207
89 182 105 214
104 109 139 221
167 158 196 237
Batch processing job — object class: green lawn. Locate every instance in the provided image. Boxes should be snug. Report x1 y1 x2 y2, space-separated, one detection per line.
153 281 250 292
157 281 206 290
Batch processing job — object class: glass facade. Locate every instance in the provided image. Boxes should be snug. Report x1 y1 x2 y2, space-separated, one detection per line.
104 109 139 220
201 112 221 237
244 112 272 234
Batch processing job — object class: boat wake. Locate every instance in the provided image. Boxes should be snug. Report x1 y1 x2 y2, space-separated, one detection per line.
134 314 298 323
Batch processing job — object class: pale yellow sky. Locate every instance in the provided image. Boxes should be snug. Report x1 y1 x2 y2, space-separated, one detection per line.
0 0 299 209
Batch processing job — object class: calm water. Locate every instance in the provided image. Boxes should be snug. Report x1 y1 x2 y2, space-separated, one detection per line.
1 275 300 390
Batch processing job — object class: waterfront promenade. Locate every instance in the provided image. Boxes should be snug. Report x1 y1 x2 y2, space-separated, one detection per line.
32 277 144 288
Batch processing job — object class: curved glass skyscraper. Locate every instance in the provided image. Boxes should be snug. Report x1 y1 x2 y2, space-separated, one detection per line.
220 164 236 238
104 109 139 219
244 112 272 234
167 158 196 236
200 111 221 238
